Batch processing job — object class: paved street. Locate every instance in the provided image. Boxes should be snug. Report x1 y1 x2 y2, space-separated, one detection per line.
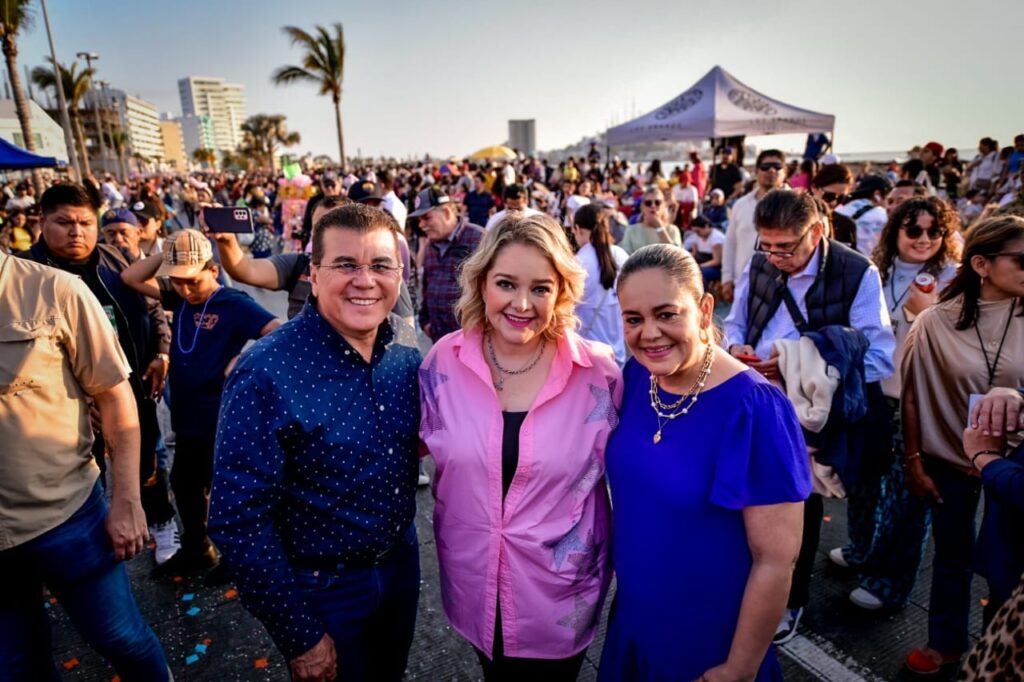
48 288 987 681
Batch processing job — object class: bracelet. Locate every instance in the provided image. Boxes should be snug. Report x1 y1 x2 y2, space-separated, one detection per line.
903 452 922 461
969 449 1002 466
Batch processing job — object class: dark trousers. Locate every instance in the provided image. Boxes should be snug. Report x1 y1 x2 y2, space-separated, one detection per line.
925 460 982 655
170 432 216 555
789 493 824 609
292 525 421 681
93 390 175 527
474 601 587 681
0 484 170 681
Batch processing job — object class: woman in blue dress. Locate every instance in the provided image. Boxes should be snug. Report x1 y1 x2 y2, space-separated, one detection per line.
598 244 812 681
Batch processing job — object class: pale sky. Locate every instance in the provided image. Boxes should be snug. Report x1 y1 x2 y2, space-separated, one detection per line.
15 0 1023 161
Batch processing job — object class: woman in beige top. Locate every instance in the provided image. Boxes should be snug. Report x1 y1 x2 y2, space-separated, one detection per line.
900 215 1024 675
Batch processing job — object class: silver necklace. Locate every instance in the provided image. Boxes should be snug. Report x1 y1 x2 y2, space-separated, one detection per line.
485 332 547 392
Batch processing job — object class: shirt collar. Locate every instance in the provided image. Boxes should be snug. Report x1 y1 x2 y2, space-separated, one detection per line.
300 295 396 365
790 240 824 280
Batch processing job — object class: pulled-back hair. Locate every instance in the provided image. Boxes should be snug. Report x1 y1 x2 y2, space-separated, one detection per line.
618 243 704 300
754 189 820 233
311 203 401 265
573 203 618 290
456 213 584 340
940 215 1024 329
872 197 961 285
811 163 853 189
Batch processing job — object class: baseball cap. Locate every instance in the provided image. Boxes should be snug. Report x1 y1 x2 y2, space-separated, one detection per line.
923 141 944 157
157 229 213 279
101 207 138 228
409 187 452 217
348 180 383 203
129 200 161 223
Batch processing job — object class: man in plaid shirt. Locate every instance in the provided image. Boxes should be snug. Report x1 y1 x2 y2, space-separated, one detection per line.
412 187 484 342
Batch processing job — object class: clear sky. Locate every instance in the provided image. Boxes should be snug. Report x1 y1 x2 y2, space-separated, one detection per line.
14 0 1023 161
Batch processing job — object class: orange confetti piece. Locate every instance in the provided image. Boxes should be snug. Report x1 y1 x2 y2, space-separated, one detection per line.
172 576 183 583
63 658 80 670
823 515 832 522
112 676 121 682
49 597 58 604
223 589 238 599
980 598 990 606
203 638 212 646
254 658 269 669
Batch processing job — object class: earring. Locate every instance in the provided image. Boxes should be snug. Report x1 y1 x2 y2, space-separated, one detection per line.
699 326 710 345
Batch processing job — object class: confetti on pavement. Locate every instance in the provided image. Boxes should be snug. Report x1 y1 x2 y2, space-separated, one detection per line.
185 654 199 665
223 588 238 599
254 658 269 669
823 515 833 522
172 576 183 583
186 606 201 616
63 658 79 670
980 598 989 606
195 644 208 654
182 593 195 602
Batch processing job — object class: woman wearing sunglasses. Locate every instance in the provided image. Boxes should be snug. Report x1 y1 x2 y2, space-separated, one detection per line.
810 163 856 249
618 187 682 255
899 215 1024 676
827 198 960 613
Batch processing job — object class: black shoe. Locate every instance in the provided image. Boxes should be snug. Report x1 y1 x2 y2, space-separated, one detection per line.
203 562 232 587
152 545 218 579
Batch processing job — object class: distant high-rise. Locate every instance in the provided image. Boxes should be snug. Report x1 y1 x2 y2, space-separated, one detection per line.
178 76 247 152
508 120 536 156
109 89 164 163
159 116 188 171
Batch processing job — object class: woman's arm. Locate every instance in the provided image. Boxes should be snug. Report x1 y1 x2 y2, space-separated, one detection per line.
901 369 944 503
120 252 163 300
706 243 724 268
700 501 803 682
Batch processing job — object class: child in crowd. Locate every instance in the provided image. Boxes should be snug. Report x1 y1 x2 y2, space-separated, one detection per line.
121 229 279 576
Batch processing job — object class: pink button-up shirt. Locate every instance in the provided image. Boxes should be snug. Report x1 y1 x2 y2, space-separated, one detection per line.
420 328 622 659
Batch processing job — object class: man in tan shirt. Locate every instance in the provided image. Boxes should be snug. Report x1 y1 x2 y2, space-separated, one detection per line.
0 252 170 679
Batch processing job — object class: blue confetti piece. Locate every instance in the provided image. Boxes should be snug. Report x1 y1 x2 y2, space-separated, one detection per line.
43 602 51 609
186 606 201 616
182 593 195 602
195 644 207 654
186 654 199 665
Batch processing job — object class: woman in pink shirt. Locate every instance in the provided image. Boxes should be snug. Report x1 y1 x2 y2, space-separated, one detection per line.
419 213 622 680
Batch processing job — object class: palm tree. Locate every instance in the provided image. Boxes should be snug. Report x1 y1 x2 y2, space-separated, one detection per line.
31 56 93 175
240 113 301 170
108 129 129 179
271 23 345 171
192 147 216 170
0 0 43 193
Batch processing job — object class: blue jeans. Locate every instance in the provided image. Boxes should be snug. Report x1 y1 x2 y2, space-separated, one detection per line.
292 524 421 681
0 483 169 681
926 460 982 655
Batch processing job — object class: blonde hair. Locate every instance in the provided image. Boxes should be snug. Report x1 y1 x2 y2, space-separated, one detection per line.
456 213 585 339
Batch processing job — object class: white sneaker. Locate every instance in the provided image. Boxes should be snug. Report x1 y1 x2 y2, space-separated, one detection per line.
773 607 803 645
849 587 884 610
829 547 849 568
418 471 431 486
150 521 181 565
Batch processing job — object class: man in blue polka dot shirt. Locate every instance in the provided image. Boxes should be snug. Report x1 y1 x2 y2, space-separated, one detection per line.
209 204 422 682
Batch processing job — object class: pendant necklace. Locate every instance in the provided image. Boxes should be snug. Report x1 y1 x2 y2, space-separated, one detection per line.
177 288 221 355
486 332 547 392
649 343 715 445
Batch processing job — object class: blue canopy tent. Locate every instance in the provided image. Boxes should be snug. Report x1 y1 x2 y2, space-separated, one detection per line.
0 137 60 170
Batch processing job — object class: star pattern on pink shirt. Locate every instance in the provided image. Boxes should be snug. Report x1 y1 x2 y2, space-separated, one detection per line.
556 593 599 646
567 538 604 583
585 378 619 429
419 355 449 434
547 521 593 570
568 456 601 499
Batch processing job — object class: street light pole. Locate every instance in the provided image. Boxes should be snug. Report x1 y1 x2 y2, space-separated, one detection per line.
77 51 108 172
39 0 80 178
96 79 112 172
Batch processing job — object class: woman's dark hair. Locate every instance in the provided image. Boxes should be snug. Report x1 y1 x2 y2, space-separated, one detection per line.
574 203 618 290
799 159 816 180
811 163 853 189
940 215 1024 329
648 159 663 178
619 243 703 299
901 158 924 180
872 197 961 285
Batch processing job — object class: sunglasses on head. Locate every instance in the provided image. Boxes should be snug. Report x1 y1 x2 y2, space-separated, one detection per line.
758 162 784 172
644 199 663 207
821 191 846 204
900 224 947 240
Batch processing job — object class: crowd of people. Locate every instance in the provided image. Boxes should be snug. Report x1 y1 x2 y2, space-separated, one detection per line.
1 134 1023 682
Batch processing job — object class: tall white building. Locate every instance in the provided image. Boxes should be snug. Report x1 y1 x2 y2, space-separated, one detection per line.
109 89 164 162
178 76 247 152
178 113 217 157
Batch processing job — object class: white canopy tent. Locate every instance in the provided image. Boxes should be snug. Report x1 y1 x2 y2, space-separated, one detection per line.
606 66 835 147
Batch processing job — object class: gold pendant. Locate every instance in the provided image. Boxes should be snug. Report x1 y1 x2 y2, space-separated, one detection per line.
653 430 662 444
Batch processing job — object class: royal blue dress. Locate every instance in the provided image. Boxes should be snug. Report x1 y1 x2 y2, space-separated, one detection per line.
598 360 812 681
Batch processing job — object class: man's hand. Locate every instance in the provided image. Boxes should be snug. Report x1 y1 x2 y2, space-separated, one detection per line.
970 387 1024 436
208 230 239 247
290 634 337 682
721 281 735 303
729 344 756 359
142 355 169 399
748 350 781 382
904 457 943 504
105 494 148 561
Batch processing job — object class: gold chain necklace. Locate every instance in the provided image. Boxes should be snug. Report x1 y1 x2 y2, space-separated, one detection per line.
486 332 547 392
649 344 715 444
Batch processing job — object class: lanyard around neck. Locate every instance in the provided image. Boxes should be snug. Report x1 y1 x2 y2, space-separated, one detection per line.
974 298 1017 388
